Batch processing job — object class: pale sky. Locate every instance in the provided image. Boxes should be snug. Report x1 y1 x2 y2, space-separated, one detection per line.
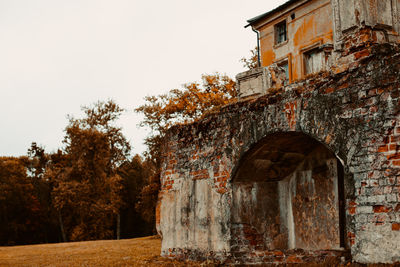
0 0 287 157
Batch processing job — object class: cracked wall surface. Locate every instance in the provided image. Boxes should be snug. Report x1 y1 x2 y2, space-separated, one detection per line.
158 38 400 264
158 0 400 263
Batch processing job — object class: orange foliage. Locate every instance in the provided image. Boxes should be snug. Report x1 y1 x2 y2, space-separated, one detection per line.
136 73 236 164
240 47 259 70
0 157 44 245
137 73 236 129
48 100 130 242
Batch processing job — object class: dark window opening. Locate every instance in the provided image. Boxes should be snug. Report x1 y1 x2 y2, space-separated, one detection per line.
275 21 287 44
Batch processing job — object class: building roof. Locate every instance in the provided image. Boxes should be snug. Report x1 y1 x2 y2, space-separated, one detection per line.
246 0 303 27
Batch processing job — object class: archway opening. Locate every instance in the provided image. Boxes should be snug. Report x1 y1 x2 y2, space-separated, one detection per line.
231 132 345 252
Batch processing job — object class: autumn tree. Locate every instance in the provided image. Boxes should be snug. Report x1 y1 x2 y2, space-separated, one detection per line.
27 142 48 179
240 47 259 70
49 100 130 241
26 143 60 243
135 172 160 234
117 155 155 237
136 72 236 166
0 157 44 245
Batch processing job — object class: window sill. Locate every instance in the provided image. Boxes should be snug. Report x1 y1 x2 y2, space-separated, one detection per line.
274 40 288 49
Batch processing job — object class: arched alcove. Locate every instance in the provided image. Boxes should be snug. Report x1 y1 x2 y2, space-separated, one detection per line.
230 132 345 252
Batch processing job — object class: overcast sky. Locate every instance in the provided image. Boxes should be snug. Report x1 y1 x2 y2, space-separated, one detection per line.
0 0 287 157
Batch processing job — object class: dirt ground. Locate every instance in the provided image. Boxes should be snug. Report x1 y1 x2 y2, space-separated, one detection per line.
0 236 200 267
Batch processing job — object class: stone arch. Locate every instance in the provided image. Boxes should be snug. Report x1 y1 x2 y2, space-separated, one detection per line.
229 131 349 255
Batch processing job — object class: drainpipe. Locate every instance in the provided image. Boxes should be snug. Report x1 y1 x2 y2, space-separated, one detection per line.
245 24 261 68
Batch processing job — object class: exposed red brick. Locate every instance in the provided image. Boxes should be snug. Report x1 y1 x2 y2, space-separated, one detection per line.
348 201 357 207
373 205 392 213
287 255 302 263
191 169 209 180
348 207 356 215
389 143 399 151
392 223 400 231
165 185 172 190
338 82 349 90
391 136 400 143
387 153 400 160
393 160 400 166
216 188 227 194
325 87 334 94
271 250 283 256
395 204 400 212
378 145 389 152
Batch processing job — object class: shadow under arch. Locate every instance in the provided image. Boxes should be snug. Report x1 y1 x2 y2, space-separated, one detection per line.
230 131 346 252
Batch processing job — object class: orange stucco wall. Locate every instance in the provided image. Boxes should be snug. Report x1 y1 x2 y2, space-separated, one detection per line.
256 0 333 82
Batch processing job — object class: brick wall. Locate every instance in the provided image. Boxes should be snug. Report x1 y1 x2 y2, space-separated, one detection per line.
158 30 400 264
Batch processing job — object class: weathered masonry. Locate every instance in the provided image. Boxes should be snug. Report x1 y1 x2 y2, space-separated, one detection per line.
238 0 400 98
157 0 400 264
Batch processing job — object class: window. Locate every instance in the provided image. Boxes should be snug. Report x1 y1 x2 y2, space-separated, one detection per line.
279 61 289 80
304 49 324 75
275 20 287 44
277 60 289 85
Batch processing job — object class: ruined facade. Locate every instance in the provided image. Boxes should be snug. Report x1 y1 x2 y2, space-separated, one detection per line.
157 0 400 264
238 0 400 98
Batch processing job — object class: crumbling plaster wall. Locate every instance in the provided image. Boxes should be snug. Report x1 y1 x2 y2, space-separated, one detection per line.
239 0 400 99
255 0 334 81
158 39 400 264
232 144 342 253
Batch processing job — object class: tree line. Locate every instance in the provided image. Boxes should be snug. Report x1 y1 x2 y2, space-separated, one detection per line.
0 101 158 245
1 55 254 245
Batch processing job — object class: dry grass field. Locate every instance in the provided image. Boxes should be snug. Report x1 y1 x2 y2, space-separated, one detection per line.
0 236 201 267
1 236 397 267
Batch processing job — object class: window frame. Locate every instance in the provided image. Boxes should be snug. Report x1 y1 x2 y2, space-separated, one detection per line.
274 20 288 45
300 42 325 77
303 48 324 75
275 56 291 84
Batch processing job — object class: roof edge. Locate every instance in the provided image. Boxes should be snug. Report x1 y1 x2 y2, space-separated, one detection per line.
247 0 304 26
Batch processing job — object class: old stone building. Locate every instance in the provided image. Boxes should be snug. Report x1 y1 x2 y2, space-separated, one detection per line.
157 0 400 264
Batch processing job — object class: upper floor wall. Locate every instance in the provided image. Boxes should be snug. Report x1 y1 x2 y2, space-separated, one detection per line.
237 0 400 99
252 0 333 82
